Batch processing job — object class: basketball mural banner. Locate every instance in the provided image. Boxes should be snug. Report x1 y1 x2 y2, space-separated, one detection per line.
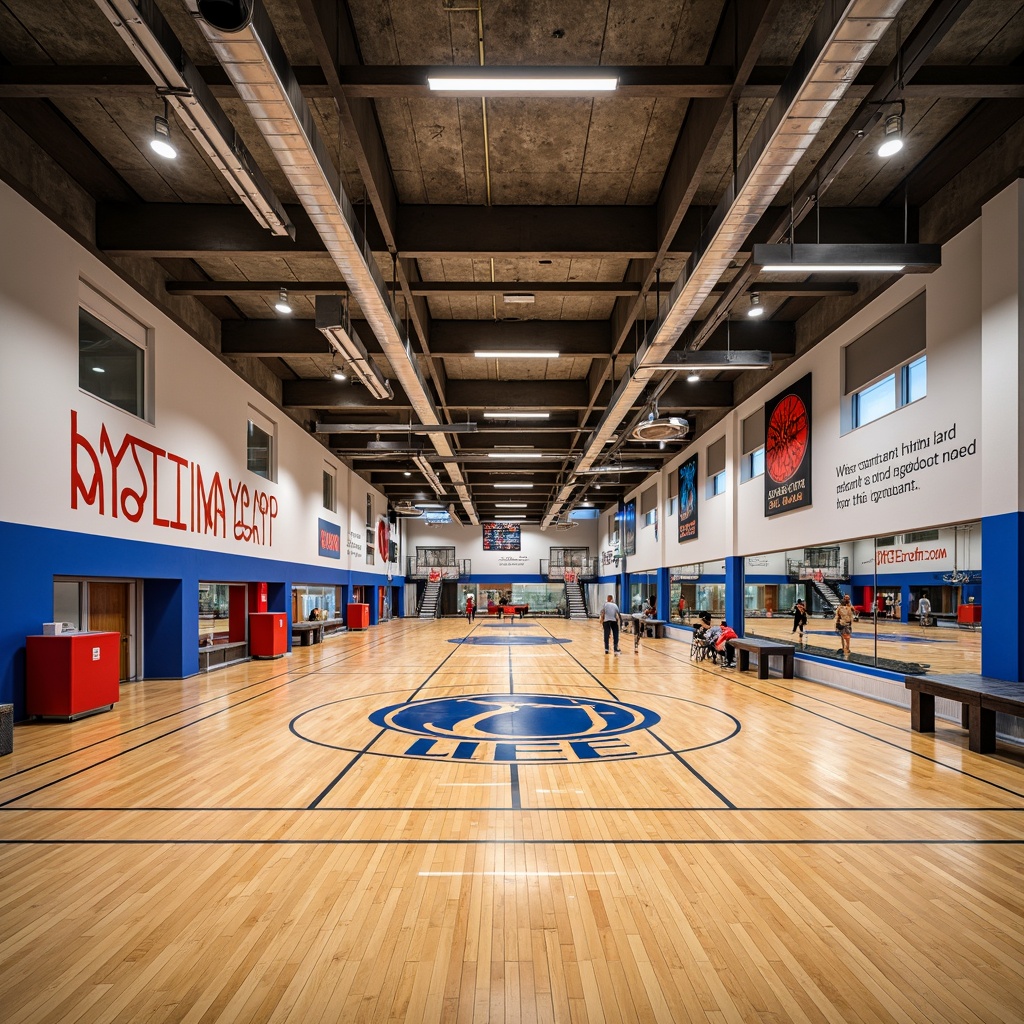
764 373 812 517
677 453 698 541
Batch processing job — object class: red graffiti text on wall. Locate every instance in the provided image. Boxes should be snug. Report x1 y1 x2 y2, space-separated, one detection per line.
71 411 278 547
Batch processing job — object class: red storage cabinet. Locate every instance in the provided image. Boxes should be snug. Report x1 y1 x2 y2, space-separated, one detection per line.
957 604 982 625
26 632 120 719
348 603 370 630
249 612 289 658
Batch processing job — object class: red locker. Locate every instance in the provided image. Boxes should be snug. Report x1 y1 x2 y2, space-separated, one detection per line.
249 612 288 658
26 632 120 719
348 603 370 630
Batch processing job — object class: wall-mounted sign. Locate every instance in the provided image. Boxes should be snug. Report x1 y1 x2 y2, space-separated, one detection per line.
483 522 521 551
765 373 812 517
677 453 698 541
318 518 341 559
622 500 636 556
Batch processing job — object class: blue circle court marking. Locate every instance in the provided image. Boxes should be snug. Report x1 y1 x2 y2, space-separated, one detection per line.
450 635 570 646
290 690 740 764
370 692 660 741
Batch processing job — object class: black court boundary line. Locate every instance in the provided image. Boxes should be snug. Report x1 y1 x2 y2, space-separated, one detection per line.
3 805 1024 814
0 621 435 808
630 633 1024 801
0 617 431 785
2 838 1023 847
532 620 738 809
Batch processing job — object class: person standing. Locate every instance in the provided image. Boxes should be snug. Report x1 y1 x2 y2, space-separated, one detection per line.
600 594 622 655
918 593 932 627
834 594 855 658
465 594 475 623
791 599 808 643
678 595 687 622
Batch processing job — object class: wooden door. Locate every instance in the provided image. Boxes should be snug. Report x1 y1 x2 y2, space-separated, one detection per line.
89 582 132 681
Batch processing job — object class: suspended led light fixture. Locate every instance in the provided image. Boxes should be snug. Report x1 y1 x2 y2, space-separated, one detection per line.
475 352 559 360
331 362 347 381
631 403 689 442
427 72 617 94
274 287 292 314
315 295 393 400
747 293 765 317
482 411 551 418
753 243 940 274
150 99 177 159
647 350 774 372
878 108 904 158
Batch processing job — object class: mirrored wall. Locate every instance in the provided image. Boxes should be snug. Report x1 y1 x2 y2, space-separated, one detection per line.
741 521 981 674
668 560 727 623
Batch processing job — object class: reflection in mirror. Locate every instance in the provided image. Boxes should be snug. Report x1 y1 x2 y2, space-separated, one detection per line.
669 560 727 623
742 522 981 675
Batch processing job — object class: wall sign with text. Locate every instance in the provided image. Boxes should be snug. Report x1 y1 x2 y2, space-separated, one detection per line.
677 454 698 541
764 374 812 517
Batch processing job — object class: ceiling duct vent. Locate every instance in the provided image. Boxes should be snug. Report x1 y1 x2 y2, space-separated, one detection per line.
631 408 689 442
553 517 579 531
392 502 423 517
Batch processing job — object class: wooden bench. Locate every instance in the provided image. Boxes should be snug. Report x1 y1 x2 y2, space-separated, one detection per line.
291 622 325 646
905 674 1024 753
729 637 795 679
623 616 666 639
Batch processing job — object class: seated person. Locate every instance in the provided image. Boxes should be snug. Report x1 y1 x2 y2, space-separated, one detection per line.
714 621 738 667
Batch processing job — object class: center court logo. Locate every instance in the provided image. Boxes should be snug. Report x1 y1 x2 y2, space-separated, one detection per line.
368 693 660 763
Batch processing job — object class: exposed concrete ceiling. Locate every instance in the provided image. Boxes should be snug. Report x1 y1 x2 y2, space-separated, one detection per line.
1 0 1022 523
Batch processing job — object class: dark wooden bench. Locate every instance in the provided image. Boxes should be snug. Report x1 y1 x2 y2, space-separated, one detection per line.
291 622 325 646
729 637 795 679
623 616 666 639
905 674 1024 753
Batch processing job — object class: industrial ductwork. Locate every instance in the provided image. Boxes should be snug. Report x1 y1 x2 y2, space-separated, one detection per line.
189 0 478 524
543 0 909 526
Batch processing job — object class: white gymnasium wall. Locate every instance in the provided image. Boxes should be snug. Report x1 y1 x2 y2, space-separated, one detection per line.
625 211 989 565
403 519 599 575
0 180 390 575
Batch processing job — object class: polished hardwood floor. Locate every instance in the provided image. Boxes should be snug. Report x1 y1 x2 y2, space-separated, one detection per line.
2 617 1022 1023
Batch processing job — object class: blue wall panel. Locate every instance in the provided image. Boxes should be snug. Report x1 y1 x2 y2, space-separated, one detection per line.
0 520 399 719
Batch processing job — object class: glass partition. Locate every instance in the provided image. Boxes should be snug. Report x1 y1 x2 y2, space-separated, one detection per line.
292 584 341 623
669 560 727 622
742 522 981 674
628 572 657 614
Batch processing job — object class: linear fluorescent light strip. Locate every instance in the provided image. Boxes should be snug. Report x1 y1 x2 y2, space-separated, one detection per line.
428 75 617 92
482 411 550 418
494 483 534 488
487 453 545 460
495 503 528 508
761 264 905 273
95 0 292 237
475 352 559 359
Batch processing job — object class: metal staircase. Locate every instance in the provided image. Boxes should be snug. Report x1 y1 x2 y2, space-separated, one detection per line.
810 579 844 614
418 580 441 619
564 580 588 620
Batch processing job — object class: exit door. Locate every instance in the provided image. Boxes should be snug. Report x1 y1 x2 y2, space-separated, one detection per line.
88 582 133 681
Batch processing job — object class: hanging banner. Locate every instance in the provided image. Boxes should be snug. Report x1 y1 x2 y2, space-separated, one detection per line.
677 453 698 541
765 373 812 517
622 500 636 556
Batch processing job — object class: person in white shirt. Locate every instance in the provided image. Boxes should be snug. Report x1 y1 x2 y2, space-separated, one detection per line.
599 595 622 655
917 594 932 627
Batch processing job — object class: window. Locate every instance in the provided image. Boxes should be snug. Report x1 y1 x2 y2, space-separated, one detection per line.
706 436 726 498
246 406 276 480
323 466 336 511
640 485 657 528
904 529 939 543
852 355 927 429
845 294 926 432
78 285 148 419
741 411 764 482
854 374 896 427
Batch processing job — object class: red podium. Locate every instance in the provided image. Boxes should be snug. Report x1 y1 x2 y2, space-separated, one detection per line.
348 603 370 630
249 612 288 658
26 632 120 719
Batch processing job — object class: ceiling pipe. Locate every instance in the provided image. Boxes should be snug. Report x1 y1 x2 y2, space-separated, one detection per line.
543 0 909 527
188 0 478 524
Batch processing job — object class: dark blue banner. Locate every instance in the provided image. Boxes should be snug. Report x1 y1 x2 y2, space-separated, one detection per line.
318 518 341 558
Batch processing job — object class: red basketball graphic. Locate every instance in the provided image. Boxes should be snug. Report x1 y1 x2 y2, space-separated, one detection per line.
765 394 809 483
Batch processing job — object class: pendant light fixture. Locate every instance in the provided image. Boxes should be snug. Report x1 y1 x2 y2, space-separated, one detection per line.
149 98 177 160
274 287 292 314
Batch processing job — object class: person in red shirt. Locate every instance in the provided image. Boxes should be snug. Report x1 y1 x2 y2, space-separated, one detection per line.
714 621 738 667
